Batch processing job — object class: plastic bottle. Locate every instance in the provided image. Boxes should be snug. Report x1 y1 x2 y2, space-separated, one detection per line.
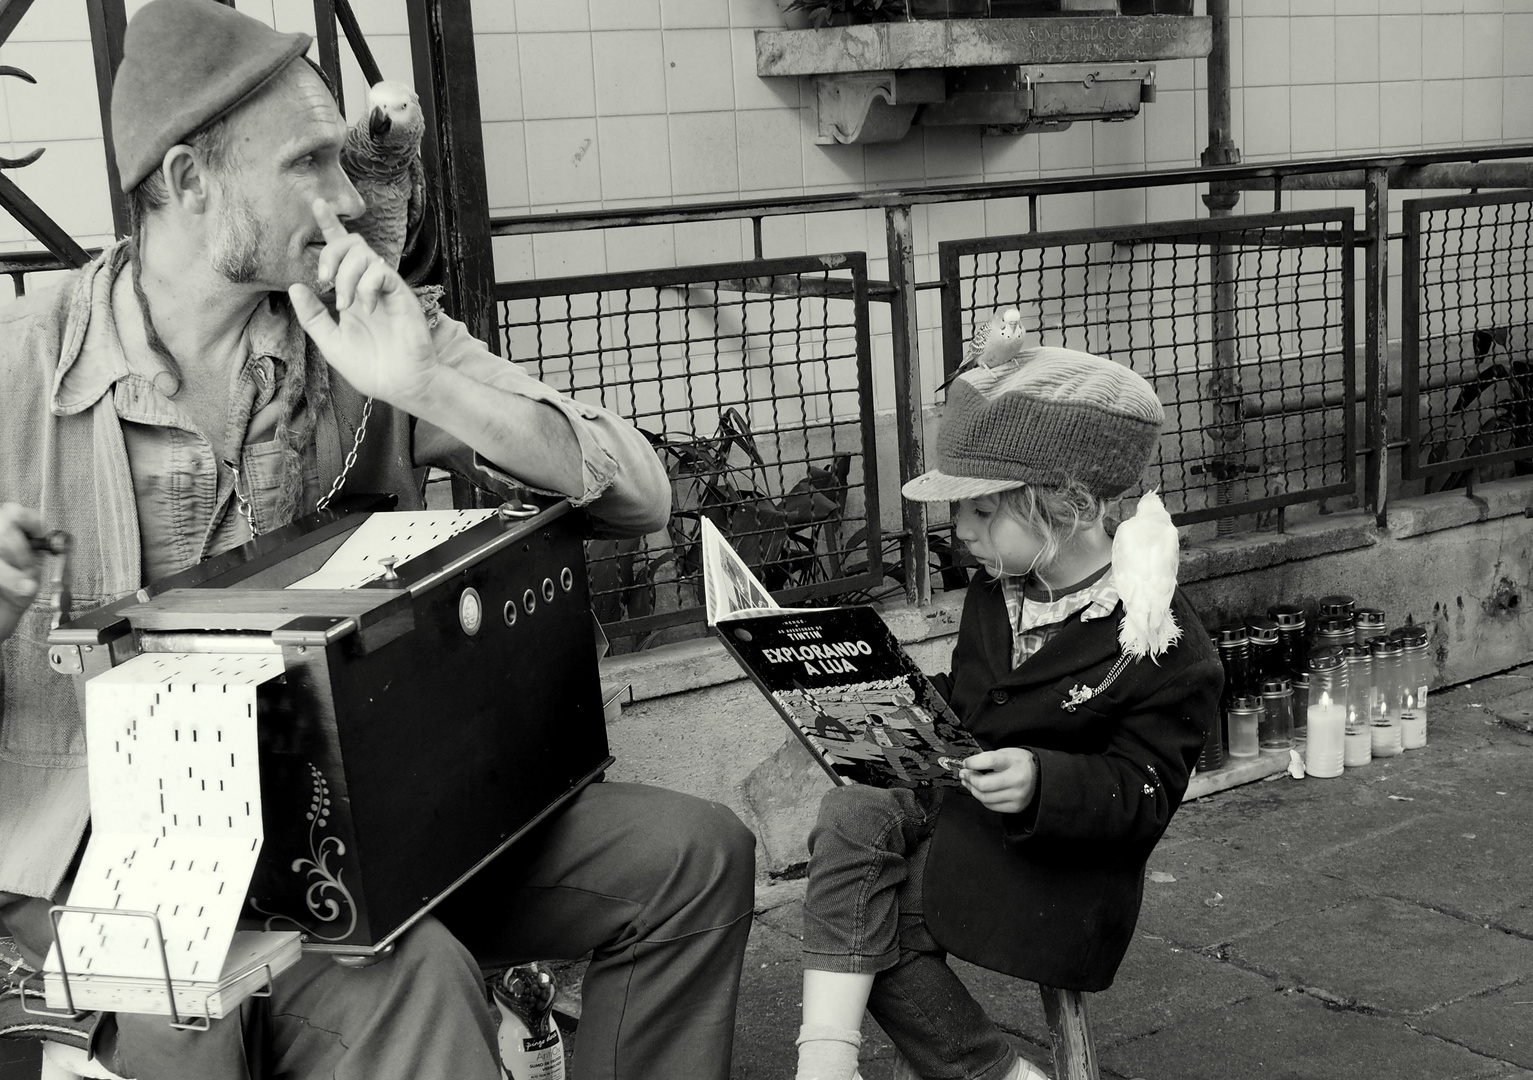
494 963 566 1080
1304 648 1346 778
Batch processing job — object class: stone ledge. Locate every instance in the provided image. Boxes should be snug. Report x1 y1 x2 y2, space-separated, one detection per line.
756 16 1212 77
1385 476 1533 540
1179 510 1379 584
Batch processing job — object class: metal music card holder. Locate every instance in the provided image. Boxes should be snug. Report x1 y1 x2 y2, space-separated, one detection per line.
18 906 275 1032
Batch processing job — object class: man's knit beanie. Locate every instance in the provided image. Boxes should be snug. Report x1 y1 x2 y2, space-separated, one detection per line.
112 0 312 191
902 346 1164 502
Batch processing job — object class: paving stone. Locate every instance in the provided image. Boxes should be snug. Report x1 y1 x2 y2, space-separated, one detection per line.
1104 988 1522 1080
1226 896 1533 1015
1324 810 1533 924
1416 983 1533 1070
1136 837 1368 949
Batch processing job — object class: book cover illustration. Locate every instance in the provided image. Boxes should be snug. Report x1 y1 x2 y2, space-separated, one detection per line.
702 519 982 789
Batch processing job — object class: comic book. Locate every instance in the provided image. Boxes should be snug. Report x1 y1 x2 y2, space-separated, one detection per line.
702 519 982 789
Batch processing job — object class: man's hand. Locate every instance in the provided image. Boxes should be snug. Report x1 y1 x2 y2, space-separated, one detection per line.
0 503 44 644
961 747 1039 815
288 199 437 407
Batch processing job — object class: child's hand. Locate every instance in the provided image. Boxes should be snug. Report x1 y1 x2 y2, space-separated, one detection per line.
960 748 1039 814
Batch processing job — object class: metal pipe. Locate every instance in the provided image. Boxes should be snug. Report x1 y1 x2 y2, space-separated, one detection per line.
886 204 930 606
1364 167 1391 526
1225 162 1533 192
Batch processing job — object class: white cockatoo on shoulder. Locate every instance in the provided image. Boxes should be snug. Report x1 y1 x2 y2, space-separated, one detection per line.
340 80 427 272
1112 489 1182 661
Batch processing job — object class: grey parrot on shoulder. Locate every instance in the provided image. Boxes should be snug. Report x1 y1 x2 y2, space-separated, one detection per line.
340 80 427 272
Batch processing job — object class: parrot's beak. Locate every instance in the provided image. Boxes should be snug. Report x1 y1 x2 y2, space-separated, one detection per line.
368 107 392 141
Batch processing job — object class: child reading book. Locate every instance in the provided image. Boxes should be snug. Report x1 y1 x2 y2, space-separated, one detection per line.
792 347 1223 1080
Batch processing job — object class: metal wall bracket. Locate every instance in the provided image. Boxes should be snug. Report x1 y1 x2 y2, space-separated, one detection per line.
923 62 1155 131
811 70 946 145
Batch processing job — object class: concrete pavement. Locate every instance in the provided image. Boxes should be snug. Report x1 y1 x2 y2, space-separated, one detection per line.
730 665 1533 1080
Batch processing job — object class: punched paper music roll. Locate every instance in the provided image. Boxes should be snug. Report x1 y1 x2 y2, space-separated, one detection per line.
286 509 496 590
45 653 297 1017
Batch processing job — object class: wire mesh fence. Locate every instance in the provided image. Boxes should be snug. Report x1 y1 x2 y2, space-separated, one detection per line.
938 209 1357 526
496 254 882 640
1401 191 1533 489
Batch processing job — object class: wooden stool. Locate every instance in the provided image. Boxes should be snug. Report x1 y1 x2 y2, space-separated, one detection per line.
38 1041 126 1080
890 985 1098 1080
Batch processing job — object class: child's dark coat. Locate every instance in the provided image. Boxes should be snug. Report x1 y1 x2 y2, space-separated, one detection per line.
925 577 1223 992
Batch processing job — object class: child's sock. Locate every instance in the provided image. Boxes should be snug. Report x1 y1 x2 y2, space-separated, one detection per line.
794 1022 862 1080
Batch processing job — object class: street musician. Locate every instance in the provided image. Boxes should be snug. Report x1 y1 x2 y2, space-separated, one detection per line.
0 2 754 1078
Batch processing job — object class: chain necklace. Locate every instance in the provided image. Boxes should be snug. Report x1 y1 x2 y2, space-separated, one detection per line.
317 396 375 512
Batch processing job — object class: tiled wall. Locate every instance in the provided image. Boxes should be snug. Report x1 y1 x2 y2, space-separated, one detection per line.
0 0 1526 369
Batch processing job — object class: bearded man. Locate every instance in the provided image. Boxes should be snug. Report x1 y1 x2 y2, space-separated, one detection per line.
0 3 754 1078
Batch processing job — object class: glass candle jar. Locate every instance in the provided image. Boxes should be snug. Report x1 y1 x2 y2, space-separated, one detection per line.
1391 626 1429 749
1258 677 1295 751
1316 616 1355 651
1291 670 1310 739
1354 607 1387 647
1198 632 1225 772
1318 594 1356 621
1247 617 1283 682
1216 626 1254 700
1369 637 1404 758
1226 696 1263 758
1269 604 1308 678
1305 649 1346 778
1342 644 1374 767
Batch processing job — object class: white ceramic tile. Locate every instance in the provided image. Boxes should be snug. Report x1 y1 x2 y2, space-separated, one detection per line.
922 126 984 180
271 0 319 35
1290 18 1337 83
532 229 608 277
1336 16 1381 82
519 32 596 119
1243 17 1294 85
674 218 748 264
663 29 737 112
234 0 277 26
591 0 664 30
1505 75 1533 138
735 108 804 189
1094 114 1148 167
1156 58 1197 91
1421 14 1465 78
473 0 517 33
984 197 1032 238
668 111 739 194
980 131 1042 177
1290 83 1337 151
1 2 89 40
492 235 534 287
341 0 410 34
1378 14 1423 80
733 30 800 110
926 200 986 250
1377 0 1420 12
1147 183 1200 224
802 140 866 187
1336 0 1379 15
605 224 677 271
597 114 675 200
593 31 669 115
1037 119 1094 171
525 118 603 205
514 0 589 32
1 42 103 143
477 34 524 123
1462 76 1504 140
1462 13 1503 77
14 138 113 239
1292 0 1337 13
731 0 788 29
1421 79 1465 141
1505 14 1533 75
1037 188 1094 232
482 121 530 211
1244 0 1290 15
1420 0 1462 13
1378 79 1423 145
862 135 926 185
662 0 733 26
1094 188 1147 228
1243 85 1292 156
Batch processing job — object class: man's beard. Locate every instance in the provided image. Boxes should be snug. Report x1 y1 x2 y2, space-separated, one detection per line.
210 192 268 285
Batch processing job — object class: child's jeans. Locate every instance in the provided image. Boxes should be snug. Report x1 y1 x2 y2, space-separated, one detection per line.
804 785 1018 1080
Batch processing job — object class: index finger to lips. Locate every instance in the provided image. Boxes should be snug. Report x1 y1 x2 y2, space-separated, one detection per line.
310 198 349 243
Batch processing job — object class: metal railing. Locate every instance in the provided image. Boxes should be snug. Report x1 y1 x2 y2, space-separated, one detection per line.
1401 190 1533 492
939 209 1356 526
497 254 883 639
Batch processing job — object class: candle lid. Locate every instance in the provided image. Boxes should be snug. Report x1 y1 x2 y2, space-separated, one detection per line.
1342 644 1371 661
1246 617 1280 642
1390 625 1428 645
1308 647 1344 671
1292 670 1311 687
1216 626 1249 646
1318 616 1354 634
1355 607 1387 626
1269 604 1306 628
1318 595 1355 617
1229 695 1262 711
1369 637 1402 656
1259 677 1292 695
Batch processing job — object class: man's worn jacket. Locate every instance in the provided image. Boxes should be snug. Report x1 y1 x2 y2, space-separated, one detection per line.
0 242 670 899
926 577 1222 992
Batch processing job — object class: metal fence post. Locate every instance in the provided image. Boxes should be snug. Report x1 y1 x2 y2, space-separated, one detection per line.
1364 166 1390 525
886 204 930 606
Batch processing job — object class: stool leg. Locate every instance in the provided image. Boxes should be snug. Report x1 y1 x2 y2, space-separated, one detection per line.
1039 986 1099 1080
